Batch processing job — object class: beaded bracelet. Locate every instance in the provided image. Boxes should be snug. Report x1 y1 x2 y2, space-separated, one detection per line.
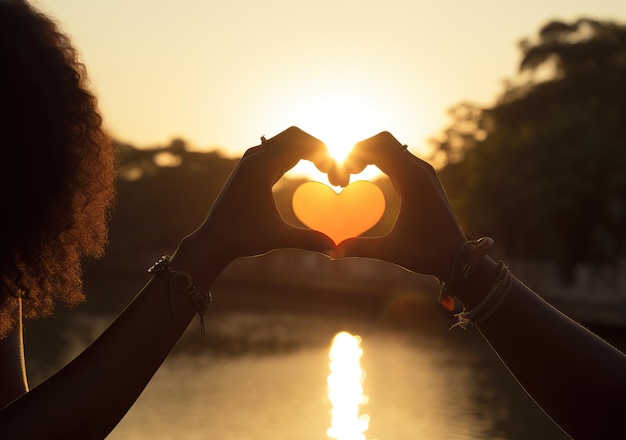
450 261 512 329
439 237 494 311
148 255 212 335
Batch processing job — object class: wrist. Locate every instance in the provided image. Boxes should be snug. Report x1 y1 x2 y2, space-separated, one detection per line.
169 233 233 292
454 256 501 310
438 237 494 310
148 255 213 335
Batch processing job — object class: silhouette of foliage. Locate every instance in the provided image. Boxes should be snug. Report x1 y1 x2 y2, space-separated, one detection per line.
432 18 626 264
105 139 239 263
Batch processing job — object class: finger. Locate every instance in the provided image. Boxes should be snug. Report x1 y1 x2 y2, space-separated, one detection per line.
327 163 351 187
349 133 444 198
343 159 368 175
344 131 408 177
333 236 387 261
307 148 335 174
274 225 336 254
242 144 262 158
260 126 331 175
229 130 318 188
343 132 414 196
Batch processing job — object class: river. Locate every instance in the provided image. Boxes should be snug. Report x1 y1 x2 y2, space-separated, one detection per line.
22 280 596 440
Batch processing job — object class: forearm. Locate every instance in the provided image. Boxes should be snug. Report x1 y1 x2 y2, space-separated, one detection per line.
0 245 228 439
457 257 626 439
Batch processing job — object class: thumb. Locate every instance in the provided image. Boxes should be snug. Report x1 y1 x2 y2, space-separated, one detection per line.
277 226 336 254
334 236 385 260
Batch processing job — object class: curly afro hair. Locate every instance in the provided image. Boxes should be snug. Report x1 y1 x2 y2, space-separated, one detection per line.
0 1 116 338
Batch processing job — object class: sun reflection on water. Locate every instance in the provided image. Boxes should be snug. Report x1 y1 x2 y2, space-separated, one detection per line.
327 332 370 440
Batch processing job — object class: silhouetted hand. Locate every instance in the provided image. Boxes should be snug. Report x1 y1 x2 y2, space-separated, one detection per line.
336 132 467 281
175 127 335 284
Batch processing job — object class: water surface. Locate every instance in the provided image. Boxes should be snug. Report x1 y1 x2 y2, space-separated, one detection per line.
26 296 573 439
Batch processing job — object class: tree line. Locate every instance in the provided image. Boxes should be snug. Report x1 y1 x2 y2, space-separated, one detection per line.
433 18 626 266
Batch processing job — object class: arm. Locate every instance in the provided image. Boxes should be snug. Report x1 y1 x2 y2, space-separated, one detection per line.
338 132 626 439
0 127 333 439
461 256 625 439
0 252 217 439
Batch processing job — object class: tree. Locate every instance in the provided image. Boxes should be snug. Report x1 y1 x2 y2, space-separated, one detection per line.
106 140 239 264
432 18 626 264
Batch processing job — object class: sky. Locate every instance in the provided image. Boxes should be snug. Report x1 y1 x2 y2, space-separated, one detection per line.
36 0 626 160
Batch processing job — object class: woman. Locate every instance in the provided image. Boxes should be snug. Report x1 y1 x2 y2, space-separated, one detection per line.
1 2 624 439
0 1 332 437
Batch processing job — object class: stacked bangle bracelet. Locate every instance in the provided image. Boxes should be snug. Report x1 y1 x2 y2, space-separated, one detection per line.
439 237 494 311
439 237 513 329
450 261 512 329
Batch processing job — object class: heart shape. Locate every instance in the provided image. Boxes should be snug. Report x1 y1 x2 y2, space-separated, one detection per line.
292 180 385 245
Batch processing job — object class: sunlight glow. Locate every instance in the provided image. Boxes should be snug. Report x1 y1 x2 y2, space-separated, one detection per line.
327 332 370 440
280 87 391 185
289 161 382 188
291 91 384 163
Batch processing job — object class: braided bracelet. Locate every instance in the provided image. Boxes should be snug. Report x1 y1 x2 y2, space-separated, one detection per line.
148 255 212 335
450 261 512 330
439 237 494 311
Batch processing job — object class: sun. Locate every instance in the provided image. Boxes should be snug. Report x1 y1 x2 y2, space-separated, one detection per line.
280 90 389 186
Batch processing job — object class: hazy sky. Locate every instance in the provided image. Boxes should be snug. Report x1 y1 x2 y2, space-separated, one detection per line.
36 0 626 158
